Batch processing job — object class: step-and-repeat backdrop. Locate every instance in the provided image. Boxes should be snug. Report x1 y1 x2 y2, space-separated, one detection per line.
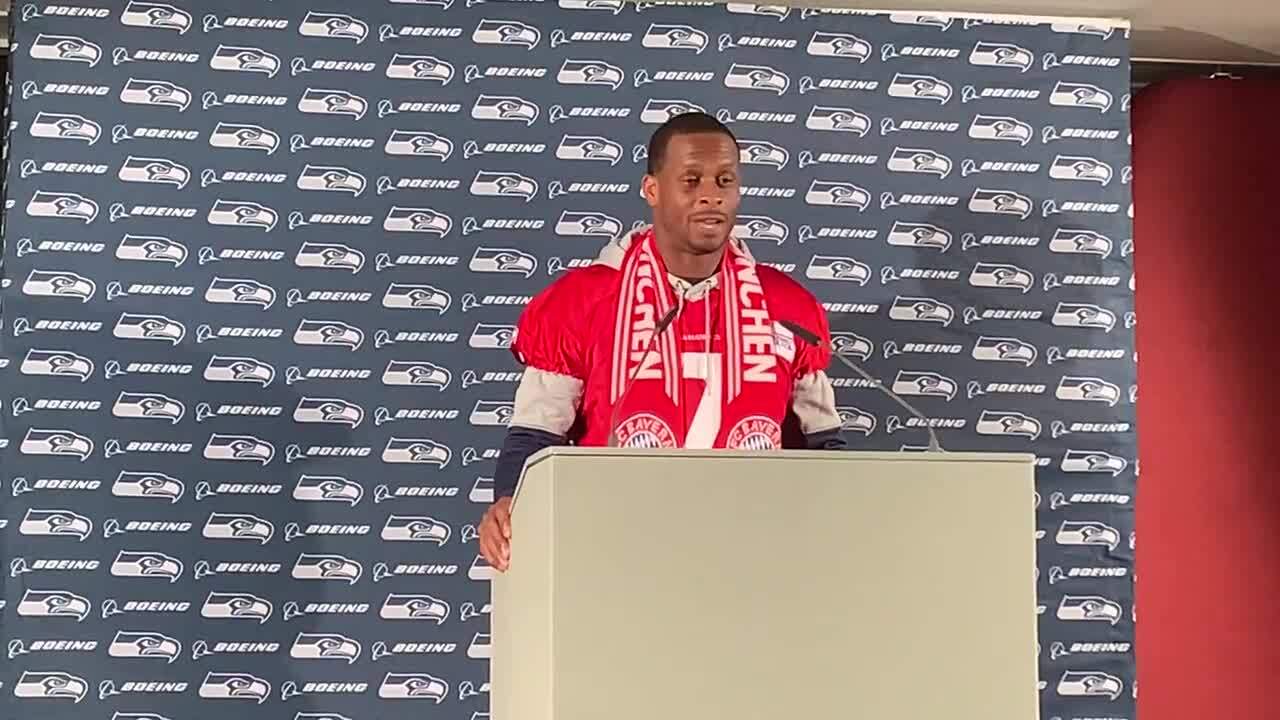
0 2 1136 719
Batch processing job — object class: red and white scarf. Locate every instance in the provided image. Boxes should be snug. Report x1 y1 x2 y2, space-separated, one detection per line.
608 228 788 450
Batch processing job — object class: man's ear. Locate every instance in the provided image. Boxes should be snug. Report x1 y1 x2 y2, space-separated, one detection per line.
641 173 659 209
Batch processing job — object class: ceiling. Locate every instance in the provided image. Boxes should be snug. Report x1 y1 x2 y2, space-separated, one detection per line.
0 0 1276 64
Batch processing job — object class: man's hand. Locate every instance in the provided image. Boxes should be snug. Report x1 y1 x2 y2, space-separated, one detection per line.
479 496 513 572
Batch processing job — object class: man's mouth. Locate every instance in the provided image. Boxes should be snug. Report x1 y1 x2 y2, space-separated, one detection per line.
692 213 726 229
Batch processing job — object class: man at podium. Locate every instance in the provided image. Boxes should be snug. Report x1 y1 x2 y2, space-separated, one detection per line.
479 112 848 571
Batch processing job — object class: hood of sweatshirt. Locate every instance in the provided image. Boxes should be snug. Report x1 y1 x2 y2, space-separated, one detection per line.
592 222 754 272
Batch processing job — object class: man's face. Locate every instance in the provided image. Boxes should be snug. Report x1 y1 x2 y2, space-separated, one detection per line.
642 131 740 257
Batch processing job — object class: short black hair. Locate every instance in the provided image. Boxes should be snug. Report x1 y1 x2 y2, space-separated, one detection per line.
646 111 738 174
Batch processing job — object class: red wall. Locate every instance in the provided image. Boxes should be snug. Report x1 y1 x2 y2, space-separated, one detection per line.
1132 76 1280 718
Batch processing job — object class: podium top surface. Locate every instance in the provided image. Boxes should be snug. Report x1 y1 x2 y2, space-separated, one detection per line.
525 446 1035 468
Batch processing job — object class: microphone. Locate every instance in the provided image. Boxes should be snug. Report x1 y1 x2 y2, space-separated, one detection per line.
778 319 944 452
606 304 681 447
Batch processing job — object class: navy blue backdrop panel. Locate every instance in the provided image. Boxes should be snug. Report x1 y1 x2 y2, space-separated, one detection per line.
0 2 1136 719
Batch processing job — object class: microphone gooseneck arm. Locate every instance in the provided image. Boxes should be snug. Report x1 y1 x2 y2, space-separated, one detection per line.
778 319 943 453
605 304 681 448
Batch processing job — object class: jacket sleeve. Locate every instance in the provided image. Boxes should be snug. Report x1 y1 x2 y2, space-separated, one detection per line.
493 274 590 499
786 289 848 448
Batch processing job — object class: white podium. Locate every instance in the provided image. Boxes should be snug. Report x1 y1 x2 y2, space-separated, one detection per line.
491 448 1039 720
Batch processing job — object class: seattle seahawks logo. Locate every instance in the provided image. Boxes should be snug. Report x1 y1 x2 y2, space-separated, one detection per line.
557 59 624 89
976 410 1042 439
642 24 708 52
297 165 367 195
198 672 271 703
969 262 1034 292
724 3 791 19
469 325 517 350
209 45 281 77
29 111 101 144
382 438 452 466
201 592 272 622
968 188 1032 219
969 115 1033 145
972 337 1037 365
205 278 276 308
120 78 192 110
113 392 185 423
723 62 789 94
734 215 788 244
291 633 362 663
292 554 363 583
470 171 538 201
30 33 102 66
26 190 98 222
113 313 186 344
969 41 1033 71
19 508 93 539
887 148 953 178
384 207 452 235
559 0 626 10
1051 303 1117 332
20 349 94 380
117 234 188 265
294 476 364 505
805 181 870 209
805 255 871 284
385 130 452 159
892 371 957 400
108 631 181 662
118 156 191 189
1050 81 1113 112
638 99 704 124
294 320 364 350
300 11 368 43
14 671 89 701
382 284 451 312
18 589 91 620
121 2 192 33
1050 155 1115 185
380 594 449 621
22 270 96 301
556 135 623 164
203 434 275 464
473 19 540 48
382 515 451 544
298 89 368 119
296 242 364 272
806 106 871 134
888 73 952 103
294 398 365 427
113 471 184 502
471 94 539 124
1049 229 1113 257
470 247 538 276
111 550 183 581
20 429 94 460
386 54 455 83
208 200 277 231
807 31 872 60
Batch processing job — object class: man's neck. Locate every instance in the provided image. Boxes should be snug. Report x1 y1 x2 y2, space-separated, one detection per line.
653 228 725 282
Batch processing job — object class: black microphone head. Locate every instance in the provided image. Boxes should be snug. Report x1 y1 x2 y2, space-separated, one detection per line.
655 305 680 334
779 319 821 347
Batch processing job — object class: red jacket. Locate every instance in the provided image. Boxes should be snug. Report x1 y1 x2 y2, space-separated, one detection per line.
505 226 844 450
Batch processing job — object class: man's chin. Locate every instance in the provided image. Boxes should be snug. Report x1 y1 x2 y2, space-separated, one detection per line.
687 225 730 251
689 237 728 255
